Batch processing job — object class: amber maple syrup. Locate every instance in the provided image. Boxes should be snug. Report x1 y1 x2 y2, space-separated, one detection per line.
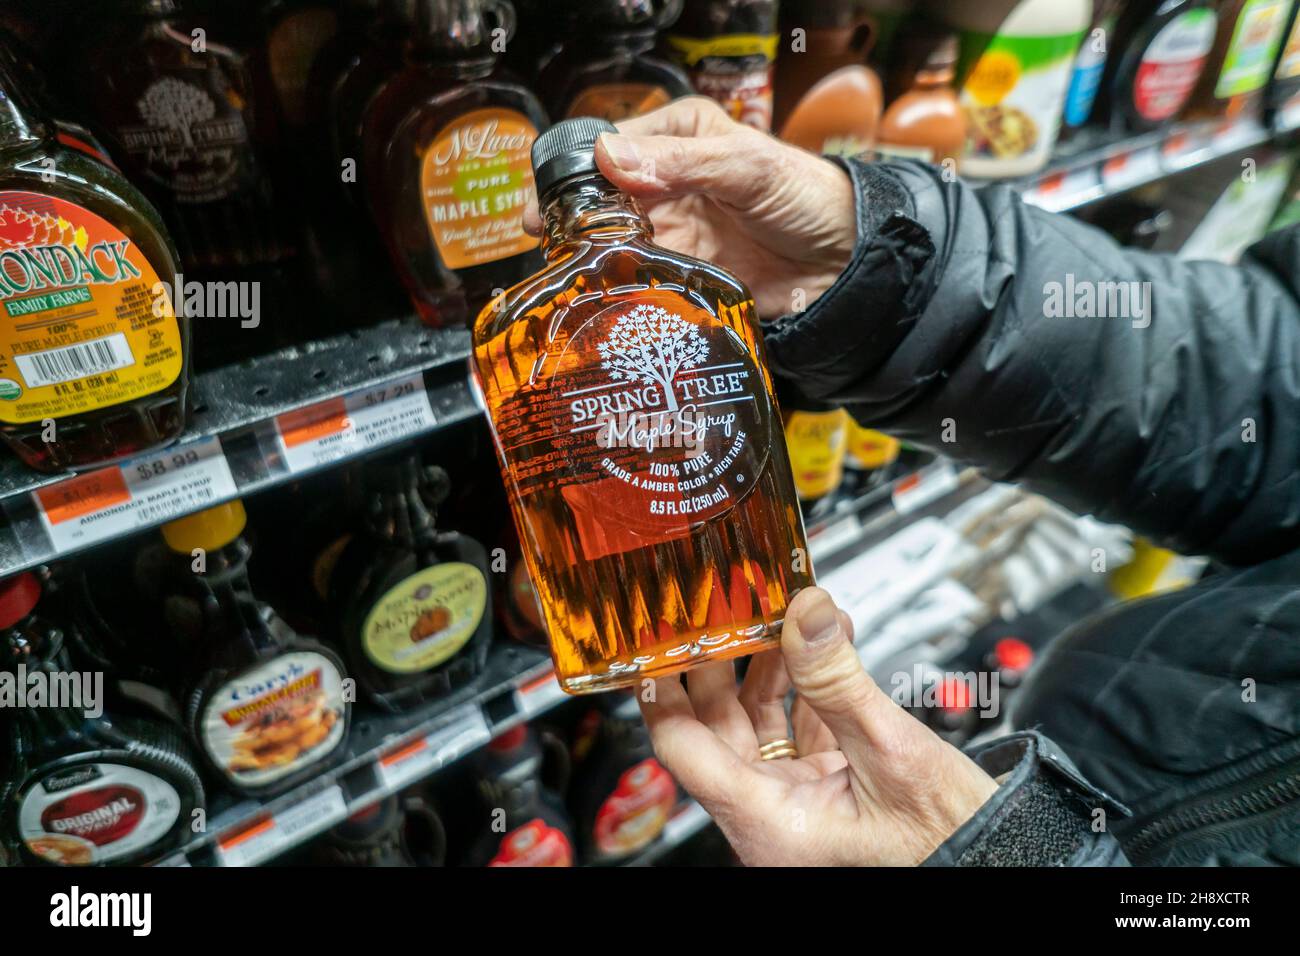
473 118 812 694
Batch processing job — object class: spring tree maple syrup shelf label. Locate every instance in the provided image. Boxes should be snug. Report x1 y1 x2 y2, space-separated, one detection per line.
419 108 540 270
273 372 436 474
0 191 183 425
32 436 236 554
500 290 773 562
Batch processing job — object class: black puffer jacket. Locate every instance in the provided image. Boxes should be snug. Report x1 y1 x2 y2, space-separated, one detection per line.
767 157 1300 866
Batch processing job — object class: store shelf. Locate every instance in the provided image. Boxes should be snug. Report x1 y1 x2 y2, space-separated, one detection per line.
0 320 478 575
156 639 572 867
994 114 1281 214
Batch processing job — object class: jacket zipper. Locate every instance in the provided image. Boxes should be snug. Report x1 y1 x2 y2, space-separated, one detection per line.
1124 759 1300 861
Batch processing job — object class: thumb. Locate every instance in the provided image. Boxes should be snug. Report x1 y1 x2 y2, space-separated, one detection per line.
595 131 770 208
781 588 905 787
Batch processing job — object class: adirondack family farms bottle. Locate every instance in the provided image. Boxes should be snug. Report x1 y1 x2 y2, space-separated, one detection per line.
0 572 204 866
472 118 813 694
160 500 351 796
363 0 548 328
0 40 190 473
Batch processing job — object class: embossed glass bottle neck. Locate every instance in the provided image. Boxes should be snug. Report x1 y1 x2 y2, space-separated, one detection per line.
541 175 652 259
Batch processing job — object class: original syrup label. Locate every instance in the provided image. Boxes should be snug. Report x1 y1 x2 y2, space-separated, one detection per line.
19 763 181 865
420 108 540 270
593 758 676 858
0 191 183 425
566 84 674 121
112 68 255 202
200 652 346 788
489 818 573 867
491 289 773 561
361 562 488 675
784 408 849 501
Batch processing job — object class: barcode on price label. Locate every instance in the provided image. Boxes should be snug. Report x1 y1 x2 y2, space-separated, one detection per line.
33 436 237 553
275 373 435 474
14 333 135 387
216 785 347 867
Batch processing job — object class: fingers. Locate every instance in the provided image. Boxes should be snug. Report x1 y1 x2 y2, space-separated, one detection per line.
737 647 792 751
614 96 739 138
780 588 905 796
685 659 757 757
639 676 758 807
594 127 776 209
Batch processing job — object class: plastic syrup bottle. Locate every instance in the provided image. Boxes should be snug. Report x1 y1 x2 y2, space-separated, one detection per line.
0 572 204 866
1060 0 1127 137
324 455 493 711
666 0 781 129
570 693 677 864
1185 0 1294 119
467 724 575 867
931 0 1092 177
362 0 548 328
538 0 692 121
0 39 190 473
875 28 967 167
472 118 813 694
160 500 352 796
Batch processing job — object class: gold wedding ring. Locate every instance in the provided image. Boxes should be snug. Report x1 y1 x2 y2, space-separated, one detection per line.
759 738 798 761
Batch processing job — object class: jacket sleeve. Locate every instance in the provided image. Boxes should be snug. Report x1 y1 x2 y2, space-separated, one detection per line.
923 731 1130 867
763 157 1300 565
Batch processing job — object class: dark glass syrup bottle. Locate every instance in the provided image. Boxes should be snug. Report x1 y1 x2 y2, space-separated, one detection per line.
362 0 549 328
0 37 190 473
537 0 692 121
0 572 203 866
325 455 493 712
159 500 352 797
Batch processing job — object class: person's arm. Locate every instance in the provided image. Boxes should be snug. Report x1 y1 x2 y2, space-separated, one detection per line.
765 158 1300 566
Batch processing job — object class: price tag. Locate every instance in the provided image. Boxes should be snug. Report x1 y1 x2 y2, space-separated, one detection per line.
1102 146 1162 192
513 668 567 719
275 373 435 473
376 703 490 792
33 436 237 553
216 785 347 867
1023 166 1102 212
891 461 959 516
661 801 709 846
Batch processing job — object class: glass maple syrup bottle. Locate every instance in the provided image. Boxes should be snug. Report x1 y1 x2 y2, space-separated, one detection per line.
84 0 287 272
0 572 204 867
472 118 813 694
537 0 692 122
362 0 548 328
324 455 494 711
0 40 190 473
159 500 352 797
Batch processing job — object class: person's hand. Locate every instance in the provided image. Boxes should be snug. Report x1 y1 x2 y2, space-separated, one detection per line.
526 97 857 319
639 587 999 866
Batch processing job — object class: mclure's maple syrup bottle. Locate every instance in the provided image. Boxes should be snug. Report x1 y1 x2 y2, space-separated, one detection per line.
0 40 190 473
363 0 548 328
472 118 813 694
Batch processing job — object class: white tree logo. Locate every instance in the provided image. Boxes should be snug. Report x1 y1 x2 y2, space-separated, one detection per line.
597 305 709 412
138 77 215 149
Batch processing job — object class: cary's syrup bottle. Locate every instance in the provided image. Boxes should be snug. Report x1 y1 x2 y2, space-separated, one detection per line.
473 118 812 694
324 455 493 712
160 501 351 796
537 0 692 121
0 572 203 867
84 0 287 271
0 40 190 473
362 0 548 328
